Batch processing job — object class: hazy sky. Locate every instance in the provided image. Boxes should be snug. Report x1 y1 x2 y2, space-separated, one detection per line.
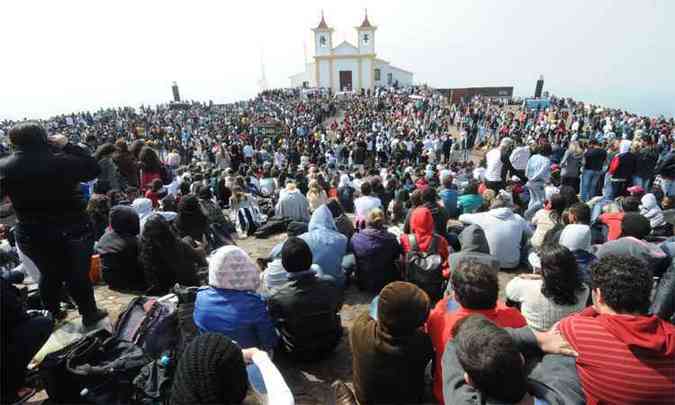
1 0 673 120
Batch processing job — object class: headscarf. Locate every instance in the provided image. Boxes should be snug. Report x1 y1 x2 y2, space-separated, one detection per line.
410 207 435 251
208 245 260 292
377 281 429 336
338 174 352 189
640 193 665 228
176 194 208 240
132 198 153 223
110 205 140 237
170 333 247 405
619 139 632 154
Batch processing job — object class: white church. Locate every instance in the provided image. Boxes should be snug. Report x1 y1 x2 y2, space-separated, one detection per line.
290 12 413 92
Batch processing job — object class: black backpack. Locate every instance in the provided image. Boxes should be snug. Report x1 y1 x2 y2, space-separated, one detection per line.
39 329 151 404
404 234 444 301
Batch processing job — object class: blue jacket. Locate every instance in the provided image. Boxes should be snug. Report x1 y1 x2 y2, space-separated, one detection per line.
439 188 459 218
193 287 279 350
300 205 348 287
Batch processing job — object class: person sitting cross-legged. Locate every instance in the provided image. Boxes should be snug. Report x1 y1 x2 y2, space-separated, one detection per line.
427 260 526 404
267 237 343 361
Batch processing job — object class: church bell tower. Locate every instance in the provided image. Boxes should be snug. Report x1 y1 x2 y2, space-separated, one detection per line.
356 10 376 55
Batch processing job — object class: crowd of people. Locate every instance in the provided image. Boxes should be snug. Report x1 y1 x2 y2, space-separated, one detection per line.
1 85 674 404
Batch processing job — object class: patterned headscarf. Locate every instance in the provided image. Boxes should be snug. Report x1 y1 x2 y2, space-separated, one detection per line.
208 245 260 292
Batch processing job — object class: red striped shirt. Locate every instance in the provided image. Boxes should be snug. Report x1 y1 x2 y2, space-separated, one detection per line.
559 308 675 404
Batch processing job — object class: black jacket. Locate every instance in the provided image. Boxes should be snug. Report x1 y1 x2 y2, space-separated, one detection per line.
0 278 29 334
0 142 100 224
583 147 607 171
96 230 146 291
267 271 342 360
656 151 675 179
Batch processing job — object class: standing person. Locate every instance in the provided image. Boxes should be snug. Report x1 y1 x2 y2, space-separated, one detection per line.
484 138 512 191
634 138 659 190
113 139 139 188
656 147 675 197
525 143 552 218
138 146 163 193
608 139 637 199
0 123 107 325
560 141 583 194
94 143 121 191
580 139 607 202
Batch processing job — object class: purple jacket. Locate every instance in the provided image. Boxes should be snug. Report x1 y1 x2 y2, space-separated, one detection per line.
349 227 403 293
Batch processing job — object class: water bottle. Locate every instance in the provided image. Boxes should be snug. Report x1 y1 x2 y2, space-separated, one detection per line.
159 354 171 368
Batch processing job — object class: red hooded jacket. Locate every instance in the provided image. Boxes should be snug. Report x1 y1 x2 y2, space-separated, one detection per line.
400 207 450 276
559 306 675 404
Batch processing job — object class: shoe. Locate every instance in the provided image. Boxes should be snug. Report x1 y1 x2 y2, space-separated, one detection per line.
331 380 358 405
82 308 109 328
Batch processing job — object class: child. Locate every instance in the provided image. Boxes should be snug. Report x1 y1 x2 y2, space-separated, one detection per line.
145 178 166 209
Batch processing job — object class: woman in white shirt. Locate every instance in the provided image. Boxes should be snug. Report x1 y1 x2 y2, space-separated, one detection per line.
506 244 589 332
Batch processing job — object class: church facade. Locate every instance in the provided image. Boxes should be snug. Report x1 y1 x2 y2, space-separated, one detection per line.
290 12 413 92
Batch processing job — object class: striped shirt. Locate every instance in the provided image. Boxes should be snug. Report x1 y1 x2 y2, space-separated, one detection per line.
559 307 675 404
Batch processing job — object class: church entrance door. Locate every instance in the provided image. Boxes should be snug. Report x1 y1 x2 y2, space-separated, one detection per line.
339 71 352 91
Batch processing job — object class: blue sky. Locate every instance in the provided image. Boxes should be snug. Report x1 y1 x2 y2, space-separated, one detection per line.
1 0 673 120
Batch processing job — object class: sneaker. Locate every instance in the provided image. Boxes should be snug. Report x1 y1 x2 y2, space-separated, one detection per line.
82 308 109 328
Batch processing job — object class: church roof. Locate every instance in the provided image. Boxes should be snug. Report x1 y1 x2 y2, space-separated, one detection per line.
359 10 374 28
316 12 329 30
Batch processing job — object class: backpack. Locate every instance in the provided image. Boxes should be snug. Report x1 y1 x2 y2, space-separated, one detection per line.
404 235 444 301
39 328 151 404
113 296 178 359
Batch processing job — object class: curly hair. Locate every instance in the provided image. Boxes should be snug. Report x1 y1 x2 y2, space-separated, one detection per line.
540 244 585 306
590 254 652 314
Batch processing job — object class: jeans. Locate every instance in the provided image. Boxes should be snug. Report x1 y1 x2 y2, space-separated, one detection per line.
2 314 54 400
580 169 602 202
632 176 649 191
15 219 97 316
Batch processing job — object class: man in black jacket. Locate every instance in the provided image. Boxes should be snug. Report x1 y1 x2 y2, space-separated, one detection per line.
0 122 107 326
267 237 342 361
656 149 675 197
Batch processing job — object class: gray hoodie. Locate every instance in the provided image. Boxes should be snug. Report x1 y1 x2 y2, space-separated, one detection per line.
560 149 583 178
448 225 500 273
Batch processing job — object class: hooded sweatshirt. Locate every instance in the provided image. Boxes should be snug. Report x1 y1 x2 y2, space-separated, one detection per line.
96 206 145 291
350 282 433 404
447 224 500 277
559 306 675 404
459 207 532 269
640 193 666 228
300 205 348 287
400 207 450 275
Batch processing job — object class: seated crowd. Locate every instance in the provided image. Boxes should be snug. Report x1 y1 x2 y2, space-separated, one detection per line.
1 89 675 405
